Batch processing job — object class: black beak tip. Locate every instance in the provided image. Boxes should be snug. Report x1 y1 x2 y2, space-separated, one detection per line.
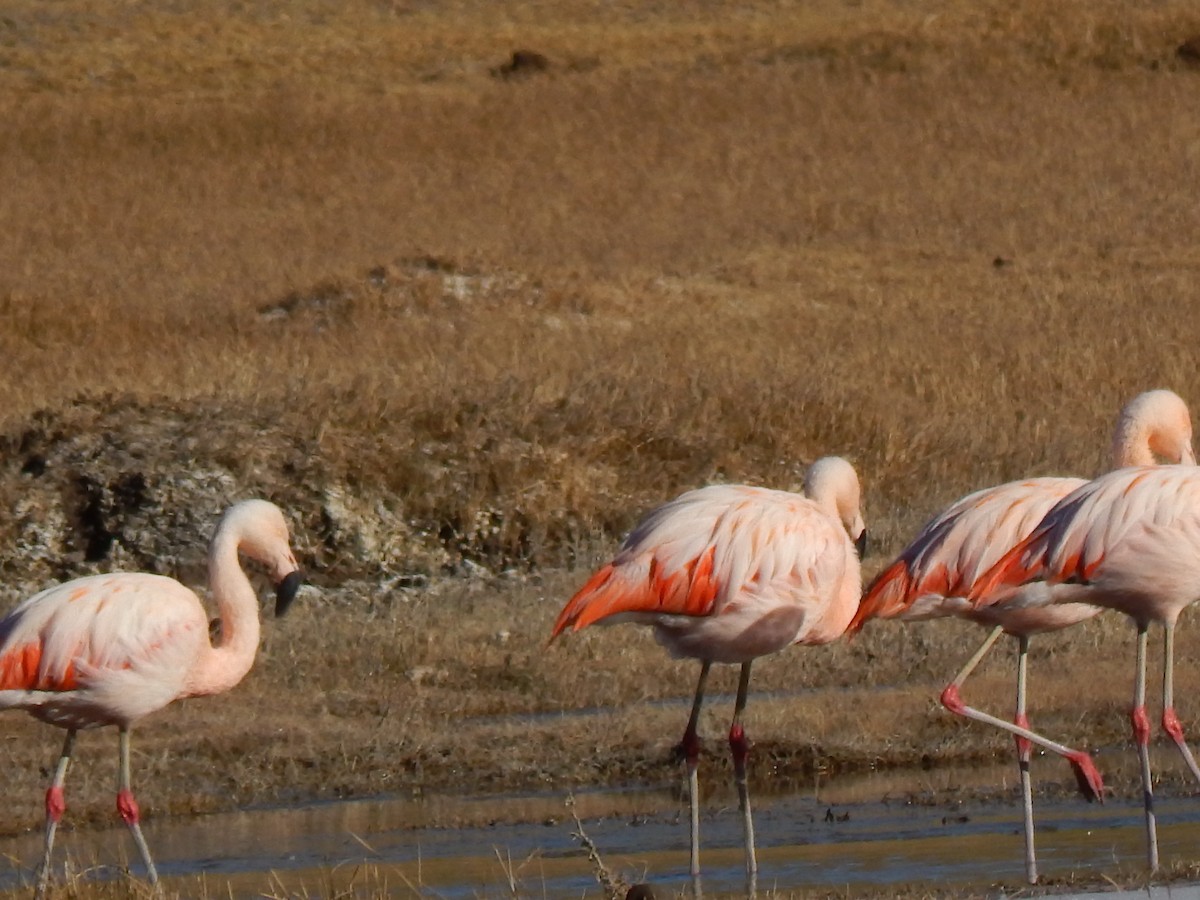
855 530 869 560
275 570 305 617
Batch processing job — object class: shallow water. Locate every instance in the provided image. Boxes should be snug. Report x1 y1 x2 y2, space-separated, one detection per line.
4 756 1199 897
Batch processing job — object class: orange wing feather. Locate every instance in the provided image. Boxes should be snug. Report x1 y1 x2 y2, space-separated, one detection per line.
551 545 719 637
0 642 78 691
847 558 911 633
968 530 1048 605
966 470 1173 604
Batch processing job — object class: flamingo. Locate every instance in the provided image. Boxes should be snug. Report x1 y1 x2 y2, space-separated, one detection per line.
971 464 1200 872
0 499 304 895
846 388 1194 884
550 457 867 895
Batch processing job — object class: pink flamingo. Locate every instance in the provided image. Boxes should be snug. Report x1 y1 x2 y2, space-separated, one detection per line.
0 499 303 895
550 457 867 895
846 389 1194 883
972 463 1200 872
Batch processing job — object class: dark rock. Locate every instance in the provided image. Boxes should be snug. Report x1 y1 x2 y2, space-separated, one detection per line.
493 49 551 79
1178 35 1200 66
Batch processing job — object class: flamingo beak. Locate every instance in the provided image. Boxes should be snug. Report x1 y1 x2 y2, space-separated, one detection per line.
855 529 869 560
275 570 305 617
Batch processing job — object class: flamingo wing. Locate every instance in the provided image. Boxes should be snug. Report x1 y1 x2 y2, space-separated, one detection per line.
551 485 854 637
972 466 1200 604
850 477 1085 631
0 573 205 694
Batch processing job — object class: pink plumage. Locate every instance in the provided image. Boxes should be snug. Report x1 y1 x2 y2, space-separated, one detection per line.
973 465 1200 623
849 477 1088 633
972 464 1200 872
0 499 304 894
551 481 865 662
550 456 867 891
847 389 1194 885
2 575 215 727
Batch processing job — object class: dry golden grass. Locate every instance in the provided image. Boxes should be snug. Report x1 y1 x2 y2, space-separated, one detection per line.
3 0 1200 571
4 0 1200 895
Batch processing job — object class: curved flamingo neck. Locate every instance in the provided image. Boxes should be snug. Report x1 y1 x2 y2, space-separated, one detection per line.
1111 416 1156 468
803 458 862 534
184 529 262 697
1110 391 1193 468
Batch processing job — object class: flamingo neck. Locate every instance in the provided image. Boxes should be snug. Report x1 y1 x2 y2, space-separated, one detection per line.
803 464 859 535
185 530 262 697
1111 418 1155 468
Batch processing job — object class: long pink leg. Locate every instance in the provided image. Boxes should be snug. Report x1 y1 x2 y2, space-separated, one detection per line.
675 661 710 898
1013 635 1037 885
729 661 757 897
1132 624 1159 872
1161 623 1200 783
35 729 76 899
116 727 159 884
939 626 1103 801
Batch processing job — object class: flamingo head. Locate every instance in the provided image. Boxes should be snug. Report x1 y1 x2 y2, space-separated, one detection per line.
804 456 868 558
220 499 306 616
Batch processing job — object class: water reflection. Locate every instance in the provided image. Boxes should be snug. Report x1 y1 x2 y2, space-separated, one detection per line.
2 753 1198 897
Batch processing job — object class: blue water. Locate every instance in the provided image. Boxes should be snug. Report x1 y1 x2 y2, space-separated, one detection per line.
3 762 1198 897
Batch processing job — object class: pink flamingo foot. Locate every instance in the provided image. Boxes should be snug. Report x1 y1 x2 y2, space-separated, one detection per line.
1066 751 1104 803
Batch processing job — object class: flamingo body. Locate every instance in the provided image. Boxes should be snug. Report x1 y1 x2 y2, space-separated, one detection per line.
852 389 1194 638
0 499 304 893
0 574 214 730
553 483 863 664
850 477 1091 635
974 465 1200 625
551 456 866 892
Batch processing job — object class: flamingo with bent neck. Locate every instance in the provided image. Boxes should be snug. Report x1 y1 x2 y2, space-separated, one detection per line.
847 389 1194 883
550 456 867 896
0 499 304 895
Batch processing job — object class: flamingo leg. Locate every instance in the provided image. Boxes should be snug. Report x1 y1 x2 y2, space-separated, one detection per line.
1160 623 1200 783
729 661 757 897
116 728 159 884
940 626 1103 802
1132 623 1159 872
676 661 711 898
1014 635 1037 885
35 729 76 899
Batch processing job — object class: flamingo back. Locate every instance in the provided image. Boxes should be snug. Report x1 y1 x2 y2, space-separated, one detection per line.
551 484 862 651
0 573 207 726
848 478 1085 632
971 466 1200 623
